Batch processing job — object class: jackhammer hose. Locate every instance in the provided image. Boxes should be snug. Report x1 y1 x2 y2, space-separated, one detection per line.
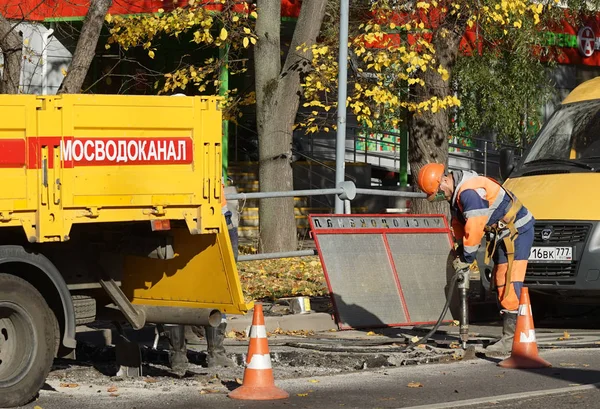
396 271 460 352
284 271 463 353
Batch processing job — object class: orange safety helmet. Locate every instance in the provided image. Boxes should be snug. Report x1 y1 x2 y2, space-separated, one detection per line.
417 163 445 200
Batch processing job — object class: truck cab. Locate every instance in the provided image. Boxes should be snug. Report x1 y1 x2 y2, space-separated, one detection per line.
480 76 600 308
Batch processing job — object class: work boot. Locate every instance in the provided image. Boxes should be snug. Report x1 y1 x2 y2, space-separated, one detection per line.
166 325 189 374
185 325 205 346
485 312 517 356
205 322 232 368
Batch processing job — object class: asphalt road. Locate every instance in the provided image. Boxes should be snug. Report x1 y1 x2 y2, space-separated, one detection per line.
20 348 600 409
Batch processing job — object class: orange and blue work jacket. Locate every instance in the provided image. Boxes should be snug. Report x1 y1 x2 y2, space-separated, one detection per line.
450 170 534 263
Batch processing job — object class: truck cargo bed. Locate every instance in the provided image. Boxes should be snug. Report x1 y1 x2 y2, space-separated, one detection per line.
0 94 223 243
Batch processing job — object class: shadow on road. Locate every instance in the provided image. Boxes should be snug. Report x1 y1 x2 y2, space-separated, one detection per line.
476 351 600 390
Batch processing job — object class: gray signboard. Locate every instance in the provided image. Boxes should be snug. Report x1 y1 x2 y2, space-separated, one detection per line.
309 214 455 330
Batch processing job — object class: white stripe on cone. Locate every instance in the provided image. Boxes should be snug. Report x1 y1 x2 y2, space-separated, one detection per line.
247 354 273 370
518 304 532 316
519 329 536 343
250 325 267 339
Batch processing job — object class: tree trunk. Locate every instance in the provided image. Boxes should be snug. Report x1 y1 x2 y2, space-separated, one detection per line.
408 20 467 219
0 13 23 94
255 0 327 253
58 0 112 94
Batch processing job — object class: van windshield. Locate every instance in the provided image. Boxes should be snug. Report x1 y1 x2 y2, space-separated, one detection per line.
524 99 600 165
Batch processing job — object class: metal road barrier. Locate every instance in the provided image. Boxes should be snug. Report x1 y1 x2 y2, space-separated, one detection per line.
226 181 427 261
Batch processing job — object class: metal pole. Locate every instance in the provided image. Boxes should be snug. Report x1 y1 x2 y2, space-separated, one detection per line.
484 141 488 176
219 44 230 180
335 0 350 214
227 187 345 201
238 250 317 262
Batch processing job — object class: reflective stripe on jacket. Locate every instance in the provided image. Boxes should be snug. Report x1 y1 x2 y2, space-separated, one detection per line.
451 170 534 263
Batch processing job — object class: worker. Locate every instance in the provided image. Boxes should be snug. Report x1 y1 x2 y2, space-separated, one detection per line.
183 179 237 367
416 163 535 355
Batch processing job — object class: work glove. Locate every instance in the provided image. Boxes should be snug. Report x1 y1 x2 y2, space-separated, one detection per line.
453 258 472 273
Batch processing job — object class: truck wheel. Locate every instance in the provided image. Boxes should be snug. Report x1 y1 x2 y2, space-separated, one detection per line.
72 295 96 325
0 274 56 408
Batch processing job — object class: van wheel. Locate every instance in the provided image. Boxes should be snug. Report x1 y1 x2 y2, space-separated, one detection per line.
0 274 56 408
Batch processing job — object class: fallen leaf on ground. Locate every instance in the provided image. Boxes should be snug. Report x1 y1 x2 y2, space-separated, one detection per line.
107 386 118 393
583 364 590 367
109 393 119 398
297 393 309 397
226 330 247 339
558 330 571 341
450 320 460 326
559 363 577 367
200 389 221 394
407 382 423 388
144 377 158 383
366 331 376 336
34 406 43 409
411 336 420 343
235 378 243 385
59 383 78 388
270 328 315 337
308 379 320 383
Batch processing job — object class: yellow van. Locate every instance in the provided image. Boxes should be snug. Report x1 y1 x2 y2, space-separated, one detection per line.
484 76 600 313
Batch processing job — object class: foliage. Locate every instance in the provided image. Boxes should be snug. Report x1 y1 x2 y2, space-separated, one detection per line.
106 0 600 145
452 1 600 146
237 257 328 303
106 0 257 120
297 0 557 136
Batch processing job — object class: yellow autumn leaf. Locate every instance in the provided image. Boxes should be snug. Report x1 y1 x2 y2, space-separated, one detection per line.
297 393 309 397
148 50 155 59
407 382 423 388
243 37 249 48
308 379 320 383
220 27 228 41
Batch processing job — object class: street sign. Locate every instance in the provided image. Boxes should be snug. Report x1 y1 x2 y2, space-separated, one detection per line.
309 214 455 330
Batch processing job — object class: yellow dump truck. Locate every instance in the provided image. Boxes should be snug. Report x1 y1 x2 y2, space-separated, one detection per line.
0 94 251 407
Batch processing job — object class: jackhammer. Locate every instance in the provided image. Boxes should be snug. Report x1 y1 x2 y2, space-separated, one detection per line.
398 258 471 352
456 267 470 349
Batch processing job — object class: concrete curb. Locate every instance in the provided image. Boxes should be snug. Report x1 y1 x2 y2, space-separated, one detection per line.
227 312 337 333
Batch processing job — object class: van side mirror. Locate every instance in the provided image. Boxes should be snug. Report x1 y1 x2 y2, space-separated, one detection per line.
499 148 515 180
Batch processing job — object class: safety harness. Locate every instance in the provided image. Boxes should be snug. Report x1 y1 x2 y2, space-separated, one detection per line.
483 189 523 301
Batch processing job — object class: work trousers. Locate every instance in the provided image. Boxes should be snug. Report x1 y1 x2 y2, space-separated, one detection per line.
492 226 534 311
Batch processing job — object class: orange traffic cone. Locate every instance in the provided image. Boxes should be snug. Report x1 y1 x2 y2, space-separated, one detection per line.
228 303 289 400
498 287 551 369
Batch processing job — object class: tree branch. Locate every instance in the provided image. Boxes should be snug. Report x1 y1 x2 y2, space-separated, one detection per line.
255 0 281 115
0 11 23 94
58 0 113 94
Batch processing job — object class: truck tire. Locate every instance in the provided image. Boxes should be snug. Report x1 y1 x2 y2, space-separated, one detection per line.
72 295 96 325
0 274 56 408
